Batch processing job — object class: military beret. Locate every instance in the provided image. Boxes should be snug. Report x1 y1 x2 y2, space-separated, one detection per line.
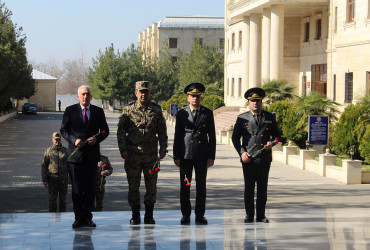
135 81 150 91
184 82 205 96
244 87 265 100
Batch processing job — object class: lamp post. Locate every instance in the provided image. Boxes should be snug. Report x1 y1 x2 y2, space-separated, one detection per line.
350 148 354 160
306 140 309 150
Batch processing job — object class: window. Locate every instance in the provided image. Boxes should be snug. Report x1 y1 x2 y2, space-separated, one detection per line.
169 38 177 48
311 64 327 96
226 78 229 95
304 22 310 42
345 72 353 103
348 0 355 22
333 74 336 101
238 78 242 97
194 38 203 47
239 31 242 49
316 19 321 40
232 33 235 50
171 56 177 64
231 78 235 96
219 38 225 49
302 76 307 96
334 7 338 33
367 71 370 95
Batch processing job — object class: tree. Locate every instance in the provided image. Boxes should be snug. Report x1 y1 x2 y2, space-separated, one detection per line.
262 79 296 105
331 104 362 158
150 45 179 102
177 39 224 94
267 101 292 145
0 2 35 110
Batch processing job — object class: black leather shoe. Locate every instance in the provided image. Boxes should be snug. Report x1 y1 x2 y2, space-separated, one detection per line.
195 216 208 225
256 217 269 223
85 219 96 227
244 215 254 223
130 216 141 225
72 219 83 229
180 216 190 225
144 216 156 224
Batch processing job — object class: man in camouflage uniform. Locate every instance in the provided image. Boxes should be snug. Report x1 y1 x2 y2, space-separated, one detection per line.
94 154 113 211
41 132 69 212
117 81 168 225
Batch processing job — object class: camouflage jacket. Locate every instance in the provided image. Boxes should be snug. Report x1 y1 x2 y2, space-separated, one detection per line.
96 155 113 186
41 145 69 182
117 101 168 155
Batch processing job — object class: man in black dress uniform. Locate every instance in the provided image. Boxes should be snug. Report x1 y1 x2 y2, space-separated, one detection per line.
232 87 280 223
173 82 216 225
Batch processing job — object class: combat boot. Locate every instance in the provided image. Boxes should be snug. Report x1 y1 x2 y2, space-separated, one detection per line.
130 206 141 225
144 204 155 224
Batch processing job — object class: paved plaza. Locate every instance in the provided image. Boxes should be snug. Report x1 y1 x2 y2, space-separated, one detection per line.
0 112 370 249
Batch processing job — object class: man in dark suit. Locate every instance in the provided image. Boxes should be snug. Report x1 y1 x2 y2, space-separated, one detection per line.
232 87 280 223
61 85 109 228
173 82 216 225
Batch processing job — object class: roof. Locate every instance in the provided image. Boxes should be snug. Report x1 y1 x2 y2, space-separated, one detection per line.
32 69 57 80
157 16 224 29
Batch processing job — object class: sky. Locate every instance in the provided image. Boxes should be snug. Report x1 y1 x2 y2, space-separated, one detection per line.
5 0 225 65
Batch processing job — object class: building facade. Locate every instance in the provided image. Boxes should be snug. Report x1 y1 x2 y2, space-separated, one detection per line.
138 16 225 62
225 0 370 109
18 70 57 112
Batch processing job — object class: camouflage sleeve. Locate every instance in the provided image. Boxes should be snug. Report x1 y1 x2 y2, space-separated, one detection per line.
156 110 168 153
100 155 113 176
117 109 130 154
41 149 49 182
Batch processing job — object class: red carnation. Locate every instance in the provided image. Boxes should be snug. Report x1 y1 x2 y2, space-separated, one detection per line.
149 169 153 175
61 180 66 185
102 130 107 136
274 137 279 145
186 183 191 187
101 164 107 169
155 167 160 172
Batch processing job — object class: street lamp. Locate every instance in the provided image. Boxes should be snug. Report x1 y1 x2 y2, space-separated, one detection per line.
350 148 354 160
306 140 309 150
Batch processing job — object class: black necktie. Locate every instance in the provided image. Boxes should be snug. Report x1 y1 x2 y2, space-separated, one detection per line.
255 114 260 125
193 109 198 123
84 108 88 128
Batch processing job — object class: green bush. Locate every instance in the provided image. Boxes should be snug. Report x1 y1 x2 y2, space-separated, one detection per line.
282 103 307 148
266 101 291 145
359 125 370 164
331 104 362 158
201 95 225 111
160 101 167 110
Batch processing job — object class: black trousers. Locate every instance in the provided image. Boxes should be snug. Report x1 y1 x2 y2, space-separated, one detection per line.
180 159 207 218
69 159 97 221
242 162 271 219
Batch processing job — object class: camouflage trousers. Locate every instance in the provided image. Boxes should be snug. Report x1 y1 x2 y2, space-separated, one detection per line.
94 181 106 211
48 176 68 212
124 153 158 208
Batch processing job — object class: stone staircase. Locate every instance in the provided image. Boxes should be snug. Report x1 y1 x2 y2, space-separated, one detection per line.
213 106 243 135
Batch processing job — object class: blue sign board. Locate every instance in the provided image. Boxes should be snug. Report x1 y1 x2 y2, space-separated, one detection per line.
170 104 179 117
182 104 188 109
308 115 329 145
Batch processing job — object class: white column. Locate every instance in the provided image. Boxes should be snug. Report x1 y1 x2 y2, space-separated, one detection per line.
242 16 250 97
261 8 271 82
249 13 261 88
270 4 284 80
